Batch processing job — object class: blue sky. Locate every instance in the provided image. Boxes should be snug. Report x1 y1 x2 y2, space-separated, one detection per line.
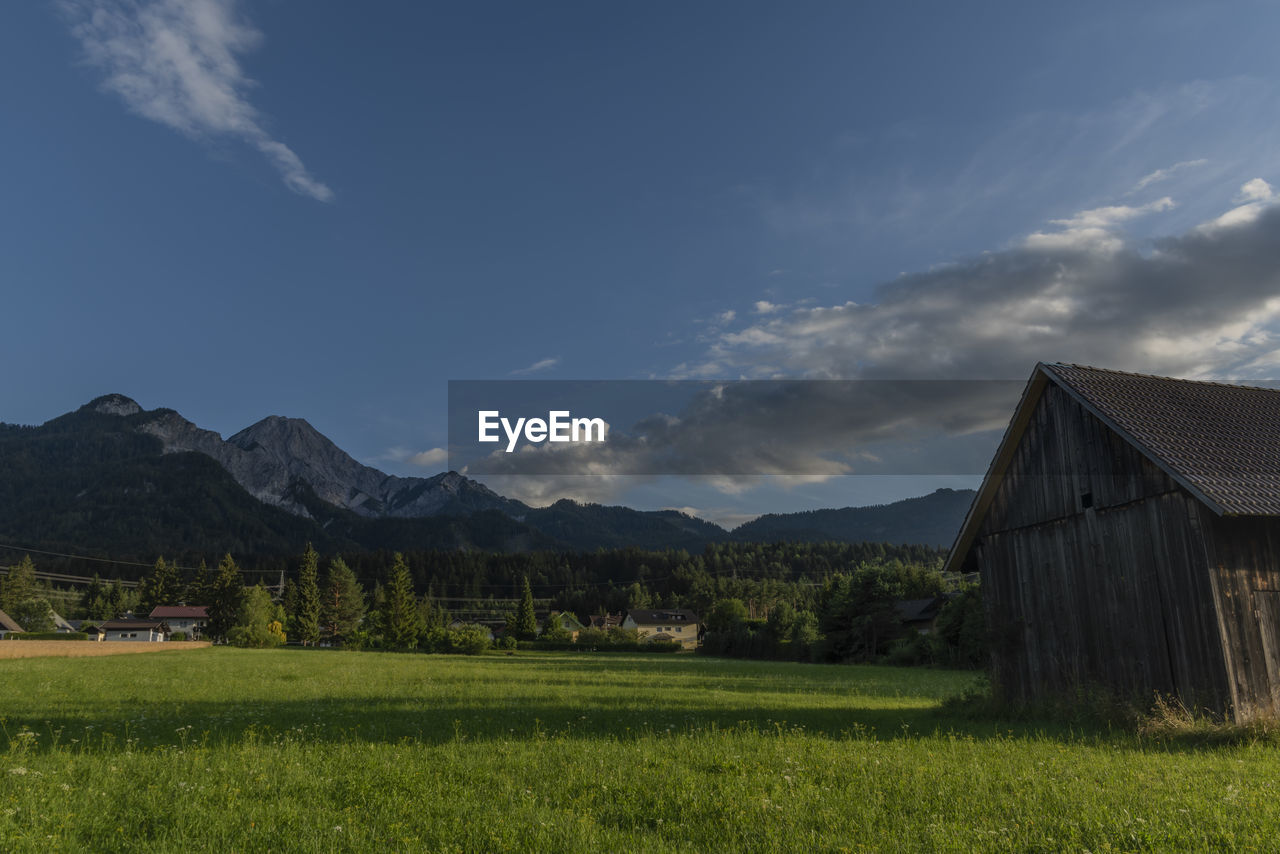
7 1 1280 525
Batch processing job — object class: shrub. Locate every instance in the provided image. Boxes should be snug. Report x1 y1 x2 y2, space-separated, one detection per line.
169 631 188 642
446 624 492 655
10 632 90 641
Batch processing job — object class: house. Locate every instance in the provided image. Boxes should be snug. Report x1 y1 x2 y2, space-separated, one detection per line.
98 619 170 642
0 609 24 638
547 611 586 641
623 609 700 649
587 614 623 631
894 596 952 635
49 611 75 633
150 606 209 639
946 362 1280 722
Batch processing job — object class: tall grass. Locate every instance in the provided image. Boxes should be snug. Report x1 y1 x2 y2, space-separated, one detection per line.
2 649 1280 852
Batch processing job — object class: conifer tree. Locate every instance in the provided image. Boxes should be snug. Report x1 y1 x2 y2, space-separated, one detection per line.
183 560 213 606
0 554 38 613
206 554 246 643
323 557 366 644
513 575 538 641
137 557 181 616
294 543 322 646
383 553 421 650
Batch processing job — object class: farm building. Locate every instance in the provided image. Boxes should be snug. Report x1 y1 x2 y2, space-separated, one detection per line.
96 619 171 642
0 609 23 638
946 363 1280 722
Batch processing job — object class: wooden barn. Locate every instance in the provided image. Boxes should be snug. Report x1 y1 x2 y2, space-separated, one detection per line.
945 363 1280 721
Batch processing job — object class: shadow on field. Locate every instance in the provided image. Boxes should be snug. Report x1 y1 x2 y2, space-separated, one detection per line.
1 649 1208 754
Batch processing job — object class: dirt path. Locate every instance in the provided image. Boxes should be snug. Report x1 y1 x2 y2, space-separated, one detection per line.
0 640 212 659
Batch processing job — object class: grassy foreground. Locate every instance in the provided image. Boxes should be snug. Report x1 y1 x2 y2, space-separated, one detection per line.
1 650 1279 853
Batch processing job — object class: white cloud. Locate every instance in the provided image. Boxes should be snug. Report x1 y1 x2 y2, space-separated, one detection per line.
754 300 781 314
698 185 1280 385
1236 178 1274 203
61 0 333 201
1197 179 1277 233
1021 196 1175 254
510 356 560 376
407 447 449 467
1131 159 1209 193
1047 197 1175 230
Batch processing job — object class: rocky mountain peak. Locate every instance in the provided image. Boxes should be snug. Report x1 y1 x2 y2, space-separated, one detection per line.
86 394 142 417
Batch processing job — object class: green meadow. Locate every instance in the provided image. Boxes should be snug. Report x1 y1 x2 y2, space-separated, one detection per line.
2 649 1279 852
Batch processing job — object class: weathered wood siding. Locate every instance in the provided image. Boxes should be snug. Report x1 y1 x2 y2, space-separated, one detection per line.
1201 515 1280 719
977 385 1231 715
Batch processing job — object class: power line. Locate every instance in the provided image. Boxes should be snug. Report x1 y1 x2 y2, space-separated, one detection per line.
0 543 279 577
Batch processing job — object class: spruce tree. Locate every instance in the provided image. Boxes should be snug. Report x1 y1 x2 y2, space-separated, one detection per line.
183 559 213 606
383 553 421 650
206 554 246 643
137 557 181 616
0 554 38 613
294 543 322 646
323 557 366 644
513 575 538 641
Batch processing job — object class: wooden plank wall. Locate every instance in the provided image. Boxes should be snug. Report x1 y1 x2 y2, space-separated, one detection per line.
1201 515 1280 720
978 385 1231 715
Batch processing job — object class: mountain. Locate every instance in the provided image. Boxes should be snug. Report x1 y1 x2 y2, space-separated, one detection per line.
0 394 972 561
731 488 975 548
137 407 521 519
0 395 722 558
520 500 727 551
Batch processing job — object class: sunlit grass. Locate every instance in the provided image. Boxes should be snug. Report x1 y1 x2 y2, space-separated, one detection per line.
2 649 1279 852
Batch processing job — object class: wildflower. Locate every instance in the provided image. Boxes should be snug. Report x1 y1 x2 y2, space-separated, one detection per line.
9 767 27 775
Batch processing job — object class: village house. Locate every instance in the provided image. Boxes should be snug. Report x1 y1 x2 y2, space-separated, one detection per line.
547 611 586 640
893 595 954 635
623 609 700 649
150 606 208 639
587 614 623 632
97 619 170 642
947 363 1280 722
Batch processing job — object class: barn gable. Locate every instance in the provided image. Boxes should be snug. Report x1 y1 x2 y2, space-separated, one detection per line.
949 363 1280 720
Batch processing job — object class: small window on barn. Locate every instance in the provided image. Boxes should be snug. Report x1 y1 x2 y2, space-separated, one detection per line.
1080 491 1093 509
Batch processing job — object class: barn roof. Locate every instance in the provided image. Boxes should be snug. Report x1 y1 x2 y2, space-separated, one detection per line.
945 363 1280 573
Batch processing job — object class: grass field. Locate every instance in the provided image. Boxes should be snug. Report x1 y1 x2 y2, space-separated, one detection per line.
2 650 1280 853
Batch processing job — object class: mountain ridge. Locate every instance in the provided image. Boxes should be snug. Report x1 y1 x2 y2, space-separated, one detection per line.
0 394 975 557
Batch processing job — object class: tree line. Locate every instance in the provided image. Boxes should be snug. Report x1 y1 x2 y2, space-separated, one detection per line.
4 541 984 666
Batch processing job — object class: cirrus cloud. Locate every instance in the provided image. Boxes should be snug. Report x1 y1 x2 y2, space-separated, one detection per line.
60 0 333 201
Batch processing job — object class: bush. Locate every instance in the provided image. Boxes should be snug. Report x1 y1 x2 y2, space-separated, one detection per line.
9 632 90 641
169 631 188 642
445 624 492 655
883 631 932 666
